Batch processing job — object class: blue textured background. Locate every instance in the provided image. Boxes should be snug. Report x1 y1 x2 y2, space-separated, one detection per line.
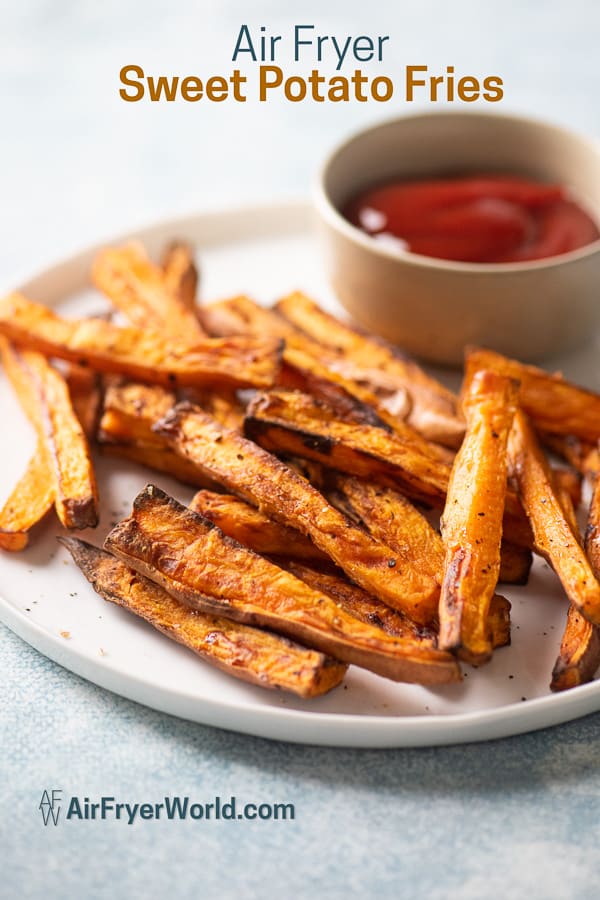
3 2 600 897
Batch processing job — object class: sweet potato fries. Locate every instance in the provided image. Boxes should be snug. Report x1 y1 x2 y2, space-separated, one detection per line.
2 236 600 699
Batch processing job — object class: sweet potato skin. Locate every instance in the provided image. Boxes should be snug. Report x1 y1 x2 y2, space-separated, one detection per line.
0 442 54 551
0 293 281 390
61 536 346 697
509 409 600 626
104 486 460 684
465 348 600 442
438 371 518 664
585 471 600 579
154 403 441 625
1 340 98 530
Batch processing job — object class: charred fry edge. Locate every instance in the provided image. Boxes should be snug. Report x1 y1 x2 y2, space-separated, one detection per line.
60 536 346 698
104 485 460 684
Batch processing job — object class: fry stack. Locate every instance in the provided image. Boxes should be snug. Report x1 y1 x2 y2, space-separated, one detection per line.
1 239 599 696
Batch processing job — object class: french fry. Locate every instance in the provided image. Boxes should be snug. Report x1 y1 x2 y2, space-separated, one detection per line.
104 485 460 684
329 473 528 589
508 409 600 626
542 433 600 477
245 389 451 506
551 606 600 691
101 442 217 489
65 363 103 440
61 536 346 698
276 292 464 447
549 469 600 689
99 382 177 446
153 403 441 624
0 340 98 530
550 483 600 691
586 470 600 577
99 381 244 451
201 295 296 341
0 442 54 551
189 490 329 562
0 293 282 390
438 371 518 664
92 242 204 339
190 487 511 649
465 348 600 442
281 560 436 642
202 297 414 434
498 541 533 586
161 241 199 310
202 296 455 453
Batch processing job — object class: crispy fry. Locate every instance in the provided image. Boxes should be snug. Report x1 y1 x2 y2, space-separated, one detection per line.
201 296 458 453
281 561 435 642
1 340 98 530
329 473 527 589
202 297 414 433
161 241 199 310
0 442 54 551
92 242 205 339
498 541 533 586
180 389 246 432
508 409 600 626
550 480 600 690
438 371 518 663
101 442 217 489
201 295 296 341
276 292 464 447
465 348 600 442
245 389 451 505
553 467 583 512
99 382 177 446
61 536 346 697
104 485 460 683
153 404 441 624
65 363 102 440
326 475 444 581
189 490 329 562
245 389 532 547
189 487 510 648
542 433 600 477
99 381 244 453
0 293 281 390
586 470 600 577
551 606 600 691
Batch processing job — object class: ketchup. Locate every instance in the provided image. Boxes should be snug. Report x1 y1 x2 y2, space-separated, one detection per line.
344 175 600 263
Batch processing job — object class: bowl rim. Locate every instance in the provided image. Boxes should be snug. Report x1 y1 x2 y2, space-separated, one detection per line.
314 109 600 274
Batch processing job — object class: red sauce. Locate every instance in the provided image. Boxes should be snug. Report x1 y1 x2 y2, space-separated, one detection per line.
344 174 600 263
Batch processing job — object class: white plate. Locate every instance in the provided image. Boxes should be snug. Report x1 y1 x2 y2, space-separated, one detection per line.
2 200 600 748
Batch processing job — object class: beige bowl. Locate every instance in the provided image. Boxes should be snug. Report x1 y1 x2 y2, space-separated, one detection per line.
314 111 600 366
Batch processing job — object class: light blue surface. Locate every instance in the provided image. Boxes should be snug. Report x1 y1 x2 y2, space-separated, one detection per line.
2 2 600 898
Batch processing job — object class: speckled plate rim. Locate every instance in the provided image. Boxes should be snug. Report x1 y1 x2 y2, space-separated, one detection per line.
2 199 600 749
